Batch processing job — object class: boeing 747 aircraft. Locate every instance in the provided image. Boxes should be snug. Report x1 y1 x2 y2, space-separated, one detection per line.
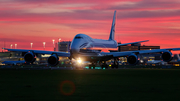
3 11 180 69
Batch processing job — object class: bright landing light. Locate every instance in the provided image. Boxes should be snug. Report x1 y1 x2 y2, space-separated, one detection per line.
77 58 82 64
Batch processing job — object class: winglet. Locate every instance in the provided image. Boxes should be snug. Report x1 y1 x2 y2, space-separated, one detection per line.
109 10 116 40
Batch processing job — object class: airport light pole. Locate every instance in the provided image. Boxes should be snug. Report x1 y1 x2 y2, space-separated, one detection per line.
10 44 13 49
43 42 46 50
52 39 55 51
58 38 61 51
15 44 17 49
30 43 33 49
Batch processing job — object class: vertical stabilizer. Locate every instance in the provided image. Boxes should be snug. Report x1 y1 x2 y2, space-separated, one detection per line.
109 10 116 40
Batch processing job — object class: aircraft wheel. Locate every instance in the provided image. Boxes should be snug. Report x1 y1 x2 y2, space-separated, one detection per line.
115 65 118 69
93 66 95 69
89 65 91 69
101 64 105 69
111 64 114 69
101 65 104 69
105 64 108 69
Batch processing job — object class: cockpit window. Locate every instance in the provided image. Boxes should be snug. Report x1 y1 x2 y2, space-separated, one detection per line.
75 36 83 39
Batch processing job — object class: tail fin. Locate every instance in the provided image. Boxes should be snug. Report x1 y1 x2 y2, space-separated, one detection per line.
109 10 116 40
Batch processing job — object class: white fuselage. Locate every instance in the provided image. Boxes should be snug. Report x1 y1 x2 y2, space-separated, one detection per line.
70 34 117 57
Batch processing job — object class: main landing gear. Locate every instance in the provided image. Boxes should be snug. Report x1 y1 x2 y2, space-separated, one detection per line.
88 61 108 69
88 59 119 70
111 58 119 69
100 61 108 69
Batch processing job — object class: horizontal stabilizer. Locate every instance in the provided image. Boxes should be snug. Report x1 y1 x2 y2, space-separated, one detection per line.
118 40 149 46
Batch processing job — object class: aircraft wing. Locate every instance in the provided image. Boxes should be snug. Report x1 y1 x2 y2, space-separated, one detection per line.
118 40 149 46
2 60 25 65
3 48 70 57
103 48 180 57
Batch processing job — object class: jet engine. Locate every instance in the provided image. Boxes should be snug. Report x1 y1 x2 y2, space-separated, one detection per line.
47 54 59 66
24 52 36 63
127 54 139 65
162 51 173 62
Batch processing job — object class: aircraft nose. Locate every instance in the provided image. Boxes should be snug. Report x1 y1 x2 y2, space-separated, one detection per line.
70 48 79 54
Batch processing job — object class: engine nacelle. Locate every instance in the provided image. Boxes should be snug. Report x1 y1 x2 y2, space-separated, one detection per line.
127 54 139 65
47 54 59 66
24 52 36 63
162 51 173 62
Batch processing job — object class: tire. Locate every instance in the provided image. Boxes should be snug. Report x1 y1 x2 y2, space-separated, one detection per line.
115 65 118 69
89 65 91 69
105 65 108 69
101 65 104 69
112 65 114 69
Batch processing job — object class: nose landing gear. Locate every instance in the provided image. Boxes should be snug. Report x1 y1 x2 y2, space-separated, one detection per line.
89 62 96 69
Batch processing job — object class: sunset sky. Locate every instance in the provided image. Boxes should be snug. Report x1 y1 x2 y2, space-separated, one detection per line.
0 0 180 53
